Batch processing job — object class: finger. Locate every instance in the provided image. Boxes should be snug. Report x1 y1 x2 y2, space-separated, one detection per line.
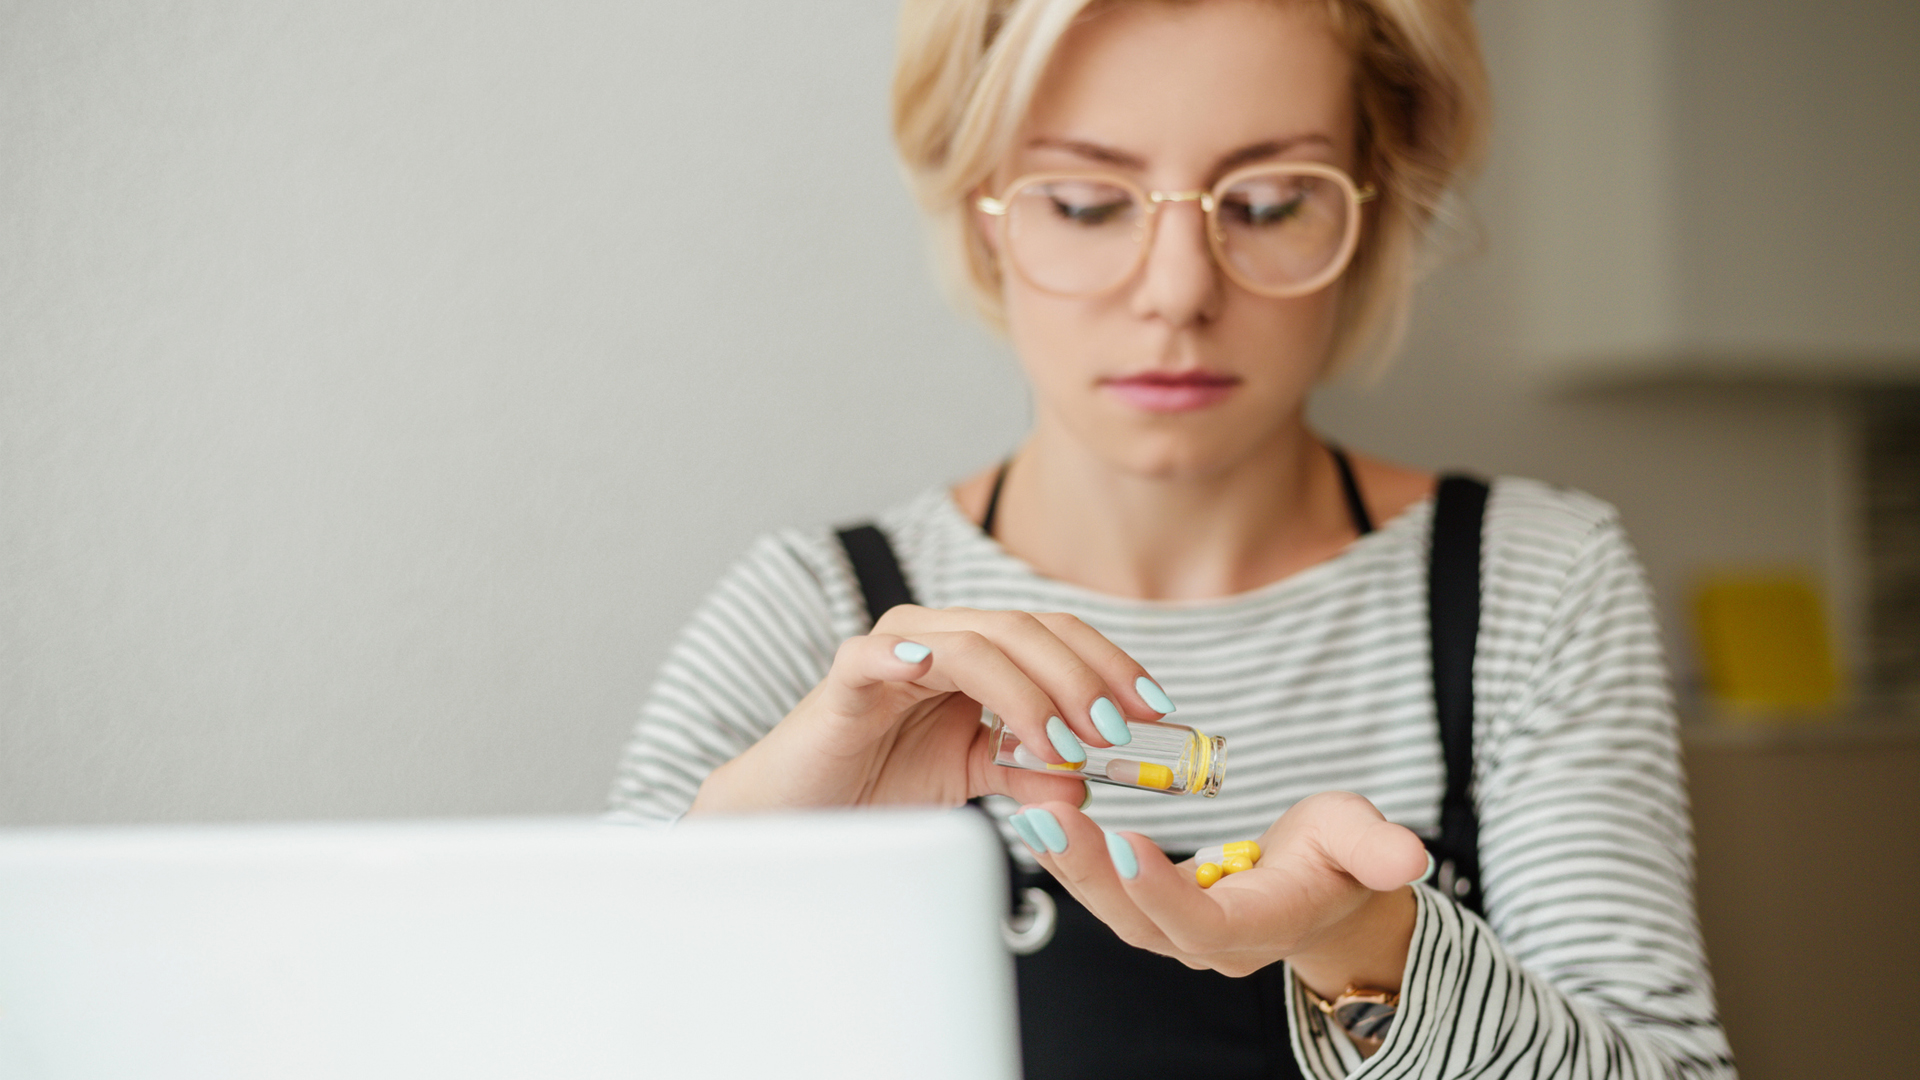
811 633 941 721
1016 801 1183 956
1096 829 1247 957
882 607 1132 751
895 628 1088 765
1030 611 1179 723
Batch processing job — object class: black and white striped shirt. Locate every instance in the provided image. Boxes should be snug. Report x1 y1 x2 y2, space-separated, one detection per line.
610 477 1736 1078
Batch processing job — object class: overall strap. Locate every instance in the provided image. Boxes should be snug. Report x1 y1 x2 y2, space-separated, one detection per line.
836 522 1033 930
836 523 917 624
1427 474 1490 918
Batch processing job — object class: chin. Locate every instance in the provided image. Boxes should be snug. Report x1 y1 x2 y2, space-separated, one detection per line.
1095 425 1271 483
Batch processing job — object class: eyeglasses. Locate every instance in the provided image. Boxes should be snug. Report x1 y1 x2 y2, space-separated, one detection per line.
976 163 1376 300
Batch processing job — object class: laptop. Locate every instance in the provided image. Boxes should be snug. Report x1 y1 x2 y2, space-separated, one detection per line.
0 811 1020 1080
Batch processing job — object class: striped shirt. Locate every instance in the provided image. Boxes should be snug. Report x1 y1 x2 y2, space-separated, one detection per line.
610 477 1736 1078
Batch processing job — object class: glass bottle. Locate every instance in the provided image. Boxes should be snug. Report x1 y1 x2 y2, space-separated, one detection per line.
986 711 1226 797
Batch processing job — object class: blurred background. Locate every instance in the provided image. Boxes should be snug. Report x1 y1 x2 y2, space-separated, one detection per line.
2 0 1915 1075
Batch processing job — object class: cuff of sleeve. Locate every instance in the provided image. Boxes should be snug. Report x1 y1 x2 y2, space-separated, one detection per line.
1286 885 1469 1079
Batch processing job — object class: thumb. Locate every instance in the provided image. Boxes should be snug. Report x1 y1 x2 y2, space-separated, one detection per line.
1314 791 1431 892
982 761 1091 808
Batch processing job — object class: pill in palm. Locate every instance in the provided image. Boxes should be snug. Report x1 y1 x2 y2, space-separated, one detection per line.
1194 840 1262 867
1104 759 1173 789
1222 854 1254 874
1195 862 1225 888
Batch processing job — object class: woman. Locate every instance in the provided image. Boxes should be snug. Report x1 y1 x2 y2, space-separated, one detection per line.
613 0 1736 1076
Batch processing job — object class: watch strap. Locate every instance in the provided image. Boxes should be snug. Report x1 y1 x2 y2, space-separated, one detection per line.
1302 982 1400 1053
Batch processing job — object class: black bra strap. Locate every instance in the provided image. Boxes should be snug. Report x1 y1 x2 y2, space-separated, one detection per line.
1329 444 1375 537
980 460 1012 539
991 452 1370 541
1427 473 1489 918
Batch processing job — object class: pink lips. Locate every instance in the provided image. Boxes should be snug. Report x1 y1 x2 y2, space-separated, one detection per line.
1102 370 1241 413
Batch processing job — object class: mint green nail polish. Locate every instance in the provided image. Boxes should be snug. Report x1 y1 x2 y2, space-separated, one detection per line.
892 641 931 663
1045 716 1086 763
1135 676 1176 715
1089 697 1131 745
1009 811 1044 854
1105 830 1138 879
1025 808 1068 853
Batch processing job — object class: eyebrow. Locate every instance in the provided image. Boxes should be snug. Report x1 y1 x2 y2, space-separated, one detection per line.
1024 134 1336 181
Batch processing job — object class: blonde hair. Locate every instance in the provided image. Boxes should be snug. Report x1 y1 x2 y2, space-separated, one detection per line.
891 0 1488 376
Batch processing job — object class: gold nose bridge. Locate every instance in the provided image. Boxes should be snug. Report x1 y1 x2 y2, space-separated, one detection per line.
1148 189 1215 212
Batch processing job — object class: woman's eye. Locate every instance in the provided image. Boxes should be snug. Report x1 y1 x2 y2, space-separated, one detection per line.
1031 181 1133 226
1048 195 1130 225
1227 193 1306 226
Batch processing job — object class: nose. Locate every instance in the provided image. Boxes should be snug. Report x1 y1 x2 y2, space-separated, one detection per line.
1129 197 1223 327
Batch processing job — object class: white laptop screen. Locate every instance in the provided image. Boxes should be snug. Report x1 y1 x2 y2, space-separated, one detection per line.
0 811 1020 1080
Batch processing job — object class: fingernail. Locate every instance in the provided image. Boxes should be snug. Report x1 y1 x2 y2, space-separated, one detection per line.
1045 716 1086 763
1024 808 1068 853
1008 811 1045 854
1419 851 1436 885
892 641 931 663
1089 698 1130 745
1078 782 1093 811
1134 676 1176 715
1105 830 1139 880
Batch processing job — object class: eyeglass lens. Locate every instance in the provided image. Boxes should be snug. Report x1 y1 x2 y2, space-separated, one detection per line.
1001 169 1354 297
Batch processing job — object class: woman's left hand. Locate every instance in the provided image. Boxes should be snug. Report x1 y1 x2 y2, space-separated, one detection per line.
1014 791 1431 996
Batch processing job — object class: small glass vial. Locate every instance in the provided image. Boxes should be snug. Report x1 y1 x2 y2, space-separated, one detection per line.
986 711 1227 797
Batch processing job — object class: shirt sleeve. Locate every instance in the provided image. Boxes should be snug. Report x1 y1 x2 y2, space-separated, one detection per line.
1287 512 1738 1078
606 531 852 825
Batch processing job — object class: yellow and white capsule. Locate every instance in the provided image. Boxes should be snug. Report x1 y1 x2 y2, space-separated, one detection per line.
1195 841 1263 872
1012 743 1086 772
1104 759 1173 790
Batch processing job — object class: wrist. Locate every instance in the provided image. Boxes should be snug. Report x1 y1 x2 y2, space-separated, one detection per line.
689 713 848 814
1287 884 1416 999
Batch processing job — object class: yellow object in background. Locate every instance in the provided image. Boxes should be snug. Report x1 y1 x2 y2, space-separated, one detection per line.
1692 573 1842 714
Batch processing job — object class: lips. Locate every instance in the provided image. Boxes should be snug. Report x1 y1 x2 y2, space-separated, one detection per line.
1101 370 1241 413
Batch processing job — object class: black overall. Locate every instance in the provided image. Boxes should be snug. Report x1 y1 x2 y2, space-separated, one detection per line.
836 451 1488 1080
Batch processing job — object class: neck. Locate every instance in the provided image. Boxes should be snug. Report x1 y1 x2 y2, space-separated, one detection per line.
993 418 1355 601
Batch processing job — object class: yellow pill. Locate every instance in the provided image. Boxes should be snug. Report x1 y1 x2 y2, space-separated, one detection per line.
1195 862 1224 888
1223 840 1262 863
1222 854 1254 875
1103 759 1174 790
1195 841 1263 868
1046 760 1087 772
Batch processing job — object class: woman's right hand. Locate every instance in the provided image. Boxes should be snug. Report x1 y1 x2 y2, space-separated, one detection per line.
687 605 1175 814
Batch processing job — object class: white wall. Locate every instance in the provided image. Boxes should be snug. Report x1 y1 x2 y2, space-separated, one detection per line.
0 0 1858 826
1315 0 1873 694
0 1 1026 825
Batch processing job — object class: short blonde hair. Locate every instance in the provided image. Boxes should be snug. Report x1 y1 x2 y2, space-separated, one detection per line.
891 0 1488 375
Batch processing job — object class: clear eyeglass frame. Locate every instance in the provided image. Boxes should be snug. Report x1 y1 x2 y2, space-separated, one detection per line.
976 161 1378 300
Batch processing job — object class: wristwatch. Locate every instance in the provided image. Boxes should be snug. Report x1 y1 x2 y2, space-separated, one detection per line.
1301 983 1400 1053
